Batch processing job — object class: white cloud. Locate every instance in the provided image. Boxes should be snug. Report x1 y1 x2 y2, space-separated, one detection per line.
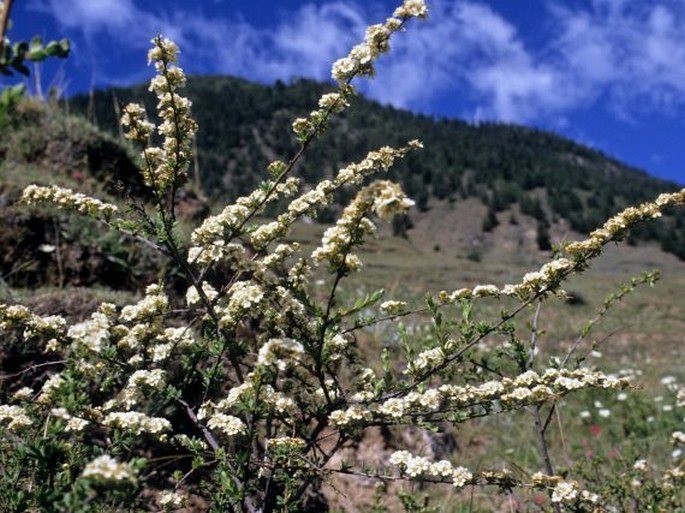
550 0 685 117
32 0 685 124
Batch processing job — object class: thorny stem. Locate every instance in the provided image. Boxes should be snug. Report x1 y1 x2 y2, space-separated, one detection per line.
526 300 561 512
534 406 561 513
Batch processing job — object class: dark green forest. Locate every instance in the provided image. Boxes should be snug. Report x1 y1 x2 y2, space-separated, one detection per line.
68 75 685 258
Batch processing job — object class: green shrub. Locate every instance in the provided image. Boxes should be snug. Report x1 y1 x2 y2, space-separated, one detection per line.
0 2 683 512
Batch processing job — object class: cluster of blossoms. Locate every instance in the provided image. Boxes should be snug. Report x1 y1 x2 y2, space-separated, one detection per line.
206 413 247 437
189 141 420 272
291 86 354 141
0 304 66 343
199 378 298 422
565 189 685 260
37 372 65 404
103 411 171 438
257 337 305 370
216 280 264 329
185 281 219 306
531 476 601 506
121 35 198 193
267 436 307 452
81 455 136 482
389 455 602 507
252 142 420 254
433 190 685 308
389 451 473 487
67 305 115 353
50 407 90 432
102 369 166 410
329 368 631 426
379 300 407 315
21 184 119 219
439 258 575 305
311 180 414 272
331 0 427 83
120 283 169 321
189 177 299 259
159 491 184 509
293 1 426 141
0 404 32 431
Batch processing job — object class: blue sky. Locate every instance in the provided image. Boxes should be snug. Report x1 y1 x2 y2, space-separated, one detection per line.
6 0 685 185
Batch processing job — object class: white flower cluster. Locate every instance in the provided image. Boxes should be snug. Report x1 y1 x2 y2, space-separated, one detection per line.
257 338 305 370
217 280 264 329
120 284 169 322
103 411 171 437
190 178 299 257
330 368 631 426
331 0 427 83
328 404 372 426
261 242 300 269
334 142 421 187
380 300 407 315
21 184 119 219
200 378 297 423
251 182 334 249
206 413 247 437
267 436 307 452
128 369 166 390
441 258 576 305
37 373 65 404
408 347 446 374
51 407 90 432
394 0 429 18
548 480 600 506
503 258 575 300
0 304 67 343
673 431 685 445
81 454 135 482
663 466 685 490
12 387 33 401
185 281 219 306
565 189 685 260
550 480 579 504
324 333 350 360
103 369 166 410
311 180 414 272
120 103 154 142
67 309 112 353
0 404 32 431
159 490 184 508
389 451 472 488
122 35 198 192
370 180 416 221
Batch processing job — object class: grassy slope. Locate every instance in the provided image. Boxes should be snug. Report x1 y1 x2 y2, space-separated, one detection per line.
2 97 683 511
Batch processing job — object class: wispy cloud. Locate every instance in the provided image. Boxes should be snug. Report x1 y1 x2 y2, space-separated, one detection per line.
551 0 685 119
32 0 685 125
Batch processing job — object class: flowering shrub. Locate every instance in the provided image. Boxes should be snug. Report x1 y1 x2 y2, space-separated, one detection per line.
1 1 684 511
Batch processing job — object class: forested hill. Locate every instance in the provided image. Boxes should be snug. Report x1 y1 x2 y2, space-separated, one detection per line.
68 75 685 258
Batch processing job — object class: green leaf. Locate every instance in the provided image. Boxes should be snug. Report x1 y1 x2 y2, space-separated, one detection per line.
338 288 384 318
28 35 45 61
45 39 71 58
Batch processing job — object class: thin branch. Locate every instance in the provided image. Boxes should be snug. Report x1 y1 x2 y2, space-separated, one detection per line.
0 0 13 56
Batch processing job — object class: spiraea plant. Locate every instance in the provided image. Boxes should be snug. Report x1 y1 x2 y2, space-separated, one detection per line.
1 1 684 512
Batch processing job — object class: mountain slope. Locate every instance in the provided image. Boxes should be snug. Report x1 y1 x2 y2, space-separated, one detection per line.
68 75 685 259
